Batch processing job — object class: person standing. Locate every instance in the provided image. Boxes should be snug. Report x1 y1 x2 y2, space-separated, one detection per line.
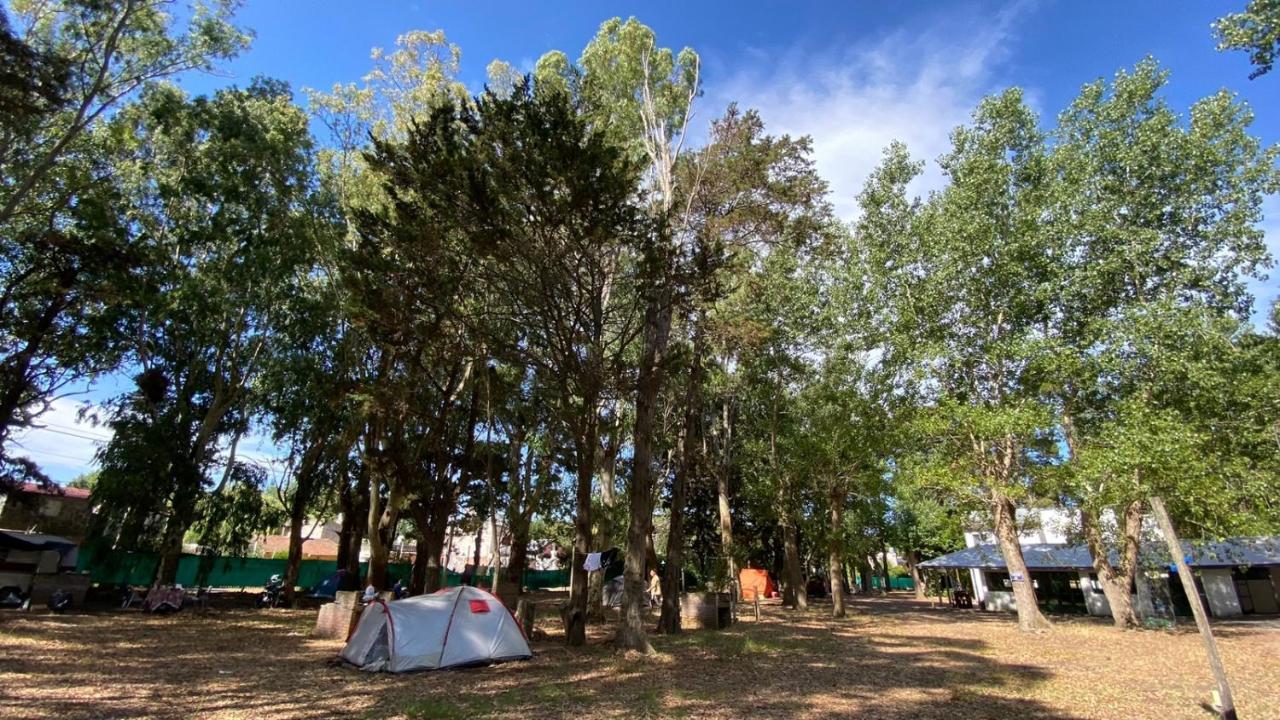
646 568 662 607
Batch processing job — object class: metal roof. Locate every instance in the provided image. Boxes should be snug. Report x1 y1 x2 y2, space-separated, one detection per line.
919 537 1280 571
920 543 1095 570
0 528 78 552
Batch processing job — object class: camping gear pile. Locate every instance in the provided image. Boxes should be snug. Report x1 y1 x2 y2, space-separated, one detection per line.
587 548 625 608
340 585 531 672
143 585 186 613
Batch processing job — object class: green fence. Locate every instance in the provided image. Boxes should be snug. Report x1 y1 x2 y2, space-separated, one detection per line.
859 574 915 591
79 551 570 591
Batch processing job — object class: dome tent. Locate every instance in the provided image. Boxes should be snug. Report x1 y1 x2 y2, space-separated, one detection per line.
339 585 532 672
739 567 777 601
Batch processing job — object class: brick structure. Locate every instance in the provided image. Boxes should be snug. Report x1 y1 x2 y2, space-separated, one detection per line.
0 483 92 543
313 591 364 640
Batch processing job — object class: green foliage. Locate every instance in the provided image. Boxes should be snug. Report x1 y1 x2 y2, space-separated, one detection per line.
67 470 98 490
90 79 321 564
7 9 1280 608
1046 60 1280 536
0 0 248 490
1214 0 1280 78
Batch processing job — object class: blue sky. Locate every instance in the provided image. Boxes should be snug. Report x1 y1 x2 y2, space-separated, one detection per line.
17 0 1280 483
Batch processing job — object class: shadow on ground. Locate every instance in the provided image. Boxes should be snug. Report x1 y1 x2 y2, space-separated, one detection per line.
3 593 1276 719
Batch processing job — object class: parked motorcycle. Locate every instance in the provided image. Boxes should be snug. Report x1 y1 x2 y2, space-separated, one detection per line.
258 574 284 608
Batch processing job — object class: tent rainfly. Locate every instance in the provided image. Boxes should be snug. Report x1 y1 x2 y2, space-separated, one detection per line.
340 585 532 672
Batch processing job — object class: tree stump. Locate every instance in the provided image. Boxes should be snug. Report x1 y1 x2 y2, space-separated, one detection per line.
516 596 536 636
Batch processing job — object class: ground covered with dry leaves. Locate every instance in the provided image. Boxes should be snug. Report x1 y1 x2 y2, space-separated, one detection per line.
2 593 1277 719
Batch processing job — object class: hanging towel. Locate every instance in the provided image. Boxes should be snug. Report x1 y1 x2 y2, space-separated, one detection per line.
583 552 603 572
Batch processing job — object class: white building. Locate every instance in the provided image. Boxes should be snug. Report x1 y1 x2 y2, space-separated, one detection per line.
922 510 1280 620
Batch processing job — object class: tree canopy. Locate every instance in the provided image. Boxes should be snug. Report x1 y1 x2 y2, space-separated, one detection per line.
5 4 1279 643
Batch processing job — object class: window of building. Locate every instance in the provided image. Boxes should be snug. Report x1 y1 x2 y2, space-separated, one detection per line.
40 499 62 517
984 571 1011 590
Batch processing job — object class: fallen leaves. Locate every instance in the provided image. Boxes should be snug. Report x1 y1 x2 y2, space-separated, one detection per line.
0 594 1276 719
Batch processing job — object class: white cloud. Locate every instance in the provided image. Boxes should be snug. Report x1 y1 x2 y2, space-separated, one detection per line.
11 397 111 482
707 2 1032 220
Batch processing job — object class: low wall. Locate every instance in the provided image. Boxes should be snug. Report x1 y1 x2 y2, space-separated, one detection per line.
986 590 1016 612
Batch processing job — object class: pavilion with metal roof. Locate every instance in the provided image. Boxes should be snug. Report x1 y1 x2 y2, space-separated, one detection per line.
918 537 1280 619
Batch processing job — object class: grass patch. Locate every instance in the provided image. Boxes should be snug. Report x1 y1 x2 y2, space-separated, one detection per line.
533 682 591 704
400 698 468 720
4 598 1279 720
655 627 811 658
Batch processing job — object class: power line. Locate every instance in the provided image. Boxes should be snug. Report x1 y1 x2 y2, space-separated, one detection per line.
39 420 111 440
24 426 110 444
11 441 96 465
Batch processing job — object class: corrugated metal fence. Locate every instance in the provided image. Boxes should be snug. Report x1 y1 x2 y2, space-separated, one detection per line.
864 575 916 591
78 551 570 591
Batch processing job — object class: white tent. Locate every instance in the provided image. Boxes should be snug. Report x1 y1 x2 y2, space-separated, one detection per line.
339 585 532 672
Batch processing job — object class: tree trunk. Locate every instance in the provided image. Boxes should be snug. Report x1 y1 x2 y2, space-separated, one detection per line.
470 524 483 582
716 399 736 590
657 464 689 633
409 494 451 595
879 538 892 594
503 524 530 606
1081 501 1142 628
154 481 200 585
155 518 186 585
364 472 388 591
993 494 1050 631
782 514 807 610
433 497 454 592
489 513 502 596
616 286 672 652
828 480 846 618
588 418 622 622
501 443 537 608
337 480 367 592
586 545 606 621
658 324 704 634
282 437 332 606
566 402 599 647
907 550 925 600
282 500 307 605
410 535 430 595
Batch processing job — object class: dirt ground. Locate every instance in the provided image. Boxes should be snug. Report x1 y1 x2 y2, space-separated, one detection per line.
1 593 1277 720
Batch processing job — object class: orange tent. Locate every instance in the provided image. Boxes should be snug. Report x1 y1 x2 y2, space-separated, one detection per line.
739 568 776 601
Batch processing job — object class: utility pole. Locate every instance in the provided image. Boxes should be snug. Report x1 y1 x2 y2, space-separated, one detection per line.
1149 496 1237 720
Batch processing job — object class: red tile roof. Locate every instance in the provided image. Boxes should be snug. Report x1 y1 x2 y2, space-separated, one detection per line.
18 482 90 500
